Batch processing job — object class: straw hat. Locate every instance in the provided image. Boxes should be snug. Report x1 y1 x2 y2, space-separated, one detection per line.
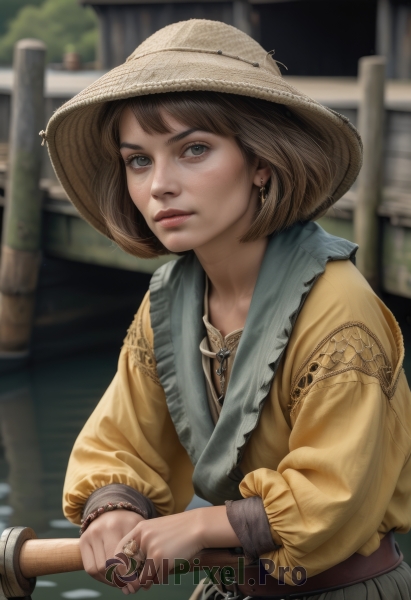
43 19 362 238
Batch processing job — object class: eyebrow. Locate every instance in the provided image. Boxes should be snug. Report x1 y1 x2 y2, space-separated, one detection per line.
119 128 200 151
166 128 199 145
119 142 143 151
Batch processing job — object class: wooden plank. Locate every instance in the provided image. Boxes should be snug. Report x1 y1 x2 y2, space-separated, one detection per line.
378 189 411 222
283 77 411 111
43 212 174 274
385 156 411 189
320 211 411 299
0 70 105 99
317 216 354 242
386 131 411 156
382 221 411 298
1 71 411 108
389 111 411 132
0 95 11 144
385 113 411 195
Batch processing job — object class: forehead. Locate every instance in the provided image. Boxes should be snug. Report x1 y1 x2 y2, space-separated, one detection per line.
119 106 190 140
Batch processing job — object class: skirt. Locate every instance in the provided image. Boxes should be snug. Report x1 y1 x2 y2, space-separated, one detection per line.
191 561 411 600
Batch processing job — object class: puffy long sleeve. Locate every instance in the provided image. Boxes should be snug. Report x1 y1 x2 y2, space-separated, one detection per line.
239 260 411 584
63 293 194 524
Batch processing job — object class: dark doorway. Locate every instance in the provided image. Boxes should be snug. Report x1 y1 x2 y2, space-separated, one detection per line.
256 0 377 76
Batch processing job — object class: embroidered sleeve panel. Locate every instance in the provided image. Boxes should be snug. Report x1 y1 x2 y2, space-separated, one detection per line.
123 311 161 386
289 322 404 414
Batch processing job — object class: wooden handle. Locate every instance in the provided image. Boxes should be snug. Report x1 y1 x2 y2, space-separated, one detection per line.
19 539 247 580
20 539 83 578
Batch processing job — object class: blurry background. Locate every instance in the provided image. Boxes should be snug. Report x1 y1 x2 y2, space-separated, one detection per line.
0 0 98 68
0 0 410 77
0 2 410 599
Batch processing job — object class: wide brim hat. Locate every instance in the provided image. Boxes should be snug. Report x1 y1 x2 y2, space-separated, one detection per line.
43 19 362 238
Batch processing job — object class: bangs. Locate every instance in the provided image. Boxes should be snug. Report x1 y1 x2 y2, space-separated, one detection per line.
127 92 239 139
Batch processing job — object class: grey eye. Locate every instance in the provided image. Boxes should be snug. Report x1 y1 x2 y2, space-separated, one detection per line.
189 145 206 156
131 156 150 167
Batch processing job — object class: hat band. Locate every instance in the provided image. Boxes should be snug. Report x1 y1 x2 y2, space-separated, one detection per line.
127 46 261 68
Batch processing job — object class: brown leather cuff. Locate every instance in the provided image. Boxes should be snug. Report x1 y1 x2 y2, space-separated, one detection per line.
82 484 158 520
226 497 281 561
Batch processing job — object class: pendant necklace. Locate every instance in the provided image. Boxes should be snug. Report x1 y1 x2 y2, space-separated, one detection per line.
215 347 231 406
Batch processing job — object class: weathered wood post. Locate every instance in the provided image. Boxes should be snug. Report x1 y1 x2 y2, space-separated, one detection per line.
0 39 46 353
354 56 386 291
376 0 394 77
233 0 252 35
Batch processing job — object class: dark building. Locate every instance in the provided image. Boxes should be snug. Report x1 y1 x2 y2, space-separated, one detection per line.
80 0 257 69
81 0 411 78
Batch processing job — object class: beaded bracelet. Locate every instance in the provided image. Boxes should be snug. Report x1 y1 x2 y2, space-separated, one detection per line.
79 502 146 536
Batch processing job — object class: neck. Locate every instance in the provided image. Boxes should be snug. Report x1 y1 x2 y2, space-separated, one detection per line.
194 231 268 327
197 238 267 296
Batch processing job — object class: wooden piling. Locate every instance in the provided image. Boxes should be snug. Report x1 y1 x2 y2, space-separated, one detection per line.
0 39 46 353
233 0 252 36
354 56 386 291
376 0 394 77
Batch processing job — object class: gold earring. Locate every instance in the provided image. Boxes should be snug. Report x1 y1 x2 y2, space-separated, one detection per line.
259 179 267 205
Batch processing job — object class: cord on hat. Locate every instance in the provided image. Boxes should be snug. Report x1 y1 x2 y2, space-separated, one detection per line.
129 46 260 68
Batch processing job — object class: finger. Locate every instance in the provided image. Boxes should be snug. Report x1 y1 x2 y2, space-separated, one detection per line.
122 574 142 594
123 565 143 594
110 544 144 594
80 540 107 585
95 538 116 586
115 526 142 557
80 541 97 577
123 555 154 594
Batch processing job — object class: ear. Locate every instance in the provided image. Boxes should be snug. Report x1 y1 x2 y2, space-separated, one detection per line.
252 158 271 188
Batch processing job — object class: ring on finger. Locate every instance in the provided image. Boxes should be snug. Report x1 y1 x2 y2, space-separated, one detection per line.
122 539 139 557
122 540 146 574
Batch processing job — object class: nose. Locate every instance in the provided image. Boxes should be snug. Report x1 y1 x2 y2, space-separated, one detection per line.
150 159 181 200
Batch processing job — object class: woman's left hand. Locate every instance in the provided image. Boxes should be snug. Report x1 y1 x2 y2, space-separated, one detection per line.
113 505 241 594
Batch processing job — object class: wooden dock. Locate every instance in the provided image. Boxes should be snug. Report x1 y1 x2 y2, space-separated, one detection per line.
0 69 411 295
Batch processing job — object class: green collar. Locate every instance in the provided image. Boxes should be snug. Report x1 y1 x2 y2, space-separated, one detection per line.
150 222 357 505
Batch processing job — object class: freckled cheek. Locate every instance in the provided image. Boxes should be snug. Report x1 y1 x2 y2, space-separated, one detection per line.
209 162 249 201
192 161 243 198
216 157 247 191
127 177 151 217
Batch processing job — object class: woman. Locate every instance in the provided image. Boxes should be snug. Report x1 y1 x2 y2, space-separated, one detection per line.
43 18 411 599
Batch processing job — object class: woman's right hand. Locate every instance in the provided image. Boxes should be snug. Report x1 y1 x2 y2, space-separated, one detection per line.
79 510 146 585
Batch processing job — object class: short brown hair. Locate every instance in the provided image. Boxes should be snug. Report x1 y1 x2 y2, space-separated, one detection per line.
96 92 337 259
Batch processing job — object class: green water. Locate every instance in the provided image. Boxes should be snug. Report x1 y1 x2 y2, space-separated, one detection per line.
0 349 198 599
0 339 410 600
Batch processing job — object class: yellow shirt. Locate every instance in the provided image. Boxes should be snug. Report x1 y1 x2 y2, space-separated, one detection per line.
63 259 411 585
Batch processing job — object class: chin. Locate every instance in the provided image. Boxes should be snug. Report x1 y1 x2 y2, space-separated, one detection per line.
162 240 196 254
159 233 200 254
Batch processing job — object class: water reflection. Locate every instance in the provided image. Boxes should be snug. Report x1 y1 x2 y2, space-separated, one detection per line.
0 345 409 599
0 381 47 532
0 350 197 599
